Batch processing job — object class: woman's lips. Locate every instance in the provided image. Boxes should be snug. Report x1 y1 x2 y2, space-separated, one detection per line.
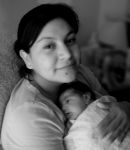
58 63 76 70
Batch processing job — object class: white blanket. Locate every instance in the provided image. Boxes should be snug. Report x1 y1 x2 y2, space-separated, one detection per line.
64 100 130 150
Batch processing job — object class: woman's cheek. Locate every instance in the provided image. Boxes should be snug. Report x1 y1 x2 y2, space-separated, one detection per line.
44 58 56 69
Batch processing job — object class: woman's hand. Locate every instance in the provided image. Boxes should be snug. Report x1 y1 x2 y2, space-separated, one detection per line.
96 96 130 143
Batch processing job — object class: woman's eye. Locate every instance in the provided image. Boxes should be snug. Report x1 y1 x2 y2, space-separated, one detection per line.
66 99 70 104
44 43 56 50
66 38 76 46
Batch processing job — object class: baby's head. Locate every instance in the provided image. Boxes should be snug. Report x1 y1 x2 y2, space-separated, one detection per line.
58 81 96 120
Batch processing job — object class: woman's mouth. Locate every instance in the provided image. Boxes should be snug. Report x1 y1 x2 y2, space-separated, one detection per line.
58 63 76 70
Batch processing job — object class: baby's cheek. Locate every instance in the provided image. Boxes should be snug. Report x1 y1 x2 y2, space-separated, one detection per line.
73 107 82 117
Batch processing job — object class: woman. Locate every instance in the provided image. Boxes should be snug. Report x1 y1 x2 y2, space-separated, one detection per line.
1 3 130 150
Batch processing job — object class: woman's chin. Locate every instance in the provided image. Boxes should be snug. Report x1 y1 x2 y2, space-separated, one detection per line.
62 74 76 83
56 67 77 83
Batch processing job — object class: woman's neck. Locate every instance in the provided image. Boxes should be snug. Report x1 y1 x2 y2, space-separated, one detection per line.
31 74 61 102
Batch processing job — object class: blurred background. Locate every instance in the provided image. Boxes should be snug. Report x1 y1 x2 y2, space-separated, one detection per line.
0 0 130 101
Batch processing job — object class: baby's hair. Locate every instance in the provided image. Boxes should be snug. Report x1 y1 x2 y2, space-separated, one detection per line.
57 80 96 108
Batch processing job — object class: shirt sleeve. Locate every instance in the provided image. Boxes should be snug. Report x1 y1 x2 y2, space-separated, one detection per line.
77 64 107 97
9 102 65 150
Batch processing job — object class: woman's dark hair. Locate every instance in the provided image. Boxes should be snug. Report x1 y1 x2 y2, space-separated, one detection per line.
57 81 96 108
14 3 79 77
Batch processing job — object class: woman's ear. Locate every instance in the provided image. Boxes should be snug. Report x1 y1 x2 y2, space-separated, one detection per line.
83 92 91 105
19 50 33 69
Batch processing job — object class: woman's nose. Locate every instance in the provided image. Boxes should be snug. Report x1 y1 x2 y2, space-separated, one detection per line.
58 44 72 60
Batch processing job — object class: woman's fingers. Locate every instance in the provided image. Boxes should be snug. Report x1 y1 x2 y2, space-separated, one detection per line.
96 101 111 110
98 113 117 137
96 95 117 110
108 116 126 142
96 97 130 143
118 121 130 142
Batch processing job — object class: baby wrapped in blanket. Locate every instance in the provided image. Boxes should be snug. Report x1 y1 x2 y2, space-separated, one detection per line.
58 81 130 150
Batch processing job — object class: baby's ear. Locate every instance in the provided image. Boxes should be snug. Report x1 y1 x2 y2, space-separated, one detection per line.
83 93 91 105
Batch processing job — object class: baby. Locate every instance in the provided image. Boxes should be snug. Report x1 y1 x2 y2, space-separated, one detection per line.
58 80 96 125
58 81 130 150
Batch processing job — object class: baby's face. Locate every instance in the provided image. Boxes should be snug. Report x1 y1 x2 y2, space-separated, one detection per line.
59 89 86 120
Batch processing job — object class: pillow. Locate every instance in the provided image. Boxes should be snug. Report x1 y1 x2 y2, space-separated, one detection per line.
0 31 21 139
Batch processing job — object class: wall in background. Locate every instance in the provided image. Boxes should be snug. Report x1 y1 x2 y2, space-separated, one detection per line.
73 0 100 46
98 0 128 49
0 0 37 35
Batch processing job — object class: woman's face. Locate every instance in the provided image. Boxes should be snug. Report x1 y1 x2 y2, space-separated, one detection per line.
21 18 80 84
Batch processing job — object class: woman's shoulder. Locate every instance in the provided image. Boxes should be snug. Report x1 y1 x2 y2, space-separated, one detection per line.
77 64 99 85
9 79 64 120
77 64 107 96
8 78 41 108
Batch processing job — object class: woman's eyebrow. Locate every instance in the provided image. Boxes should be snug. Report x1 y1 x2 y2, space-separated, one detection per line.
37 37 55 43
67 30 75 37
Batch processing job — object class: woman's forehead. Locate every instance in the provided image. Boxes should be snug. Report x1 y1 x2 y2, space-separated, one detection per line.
36 18 74 41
